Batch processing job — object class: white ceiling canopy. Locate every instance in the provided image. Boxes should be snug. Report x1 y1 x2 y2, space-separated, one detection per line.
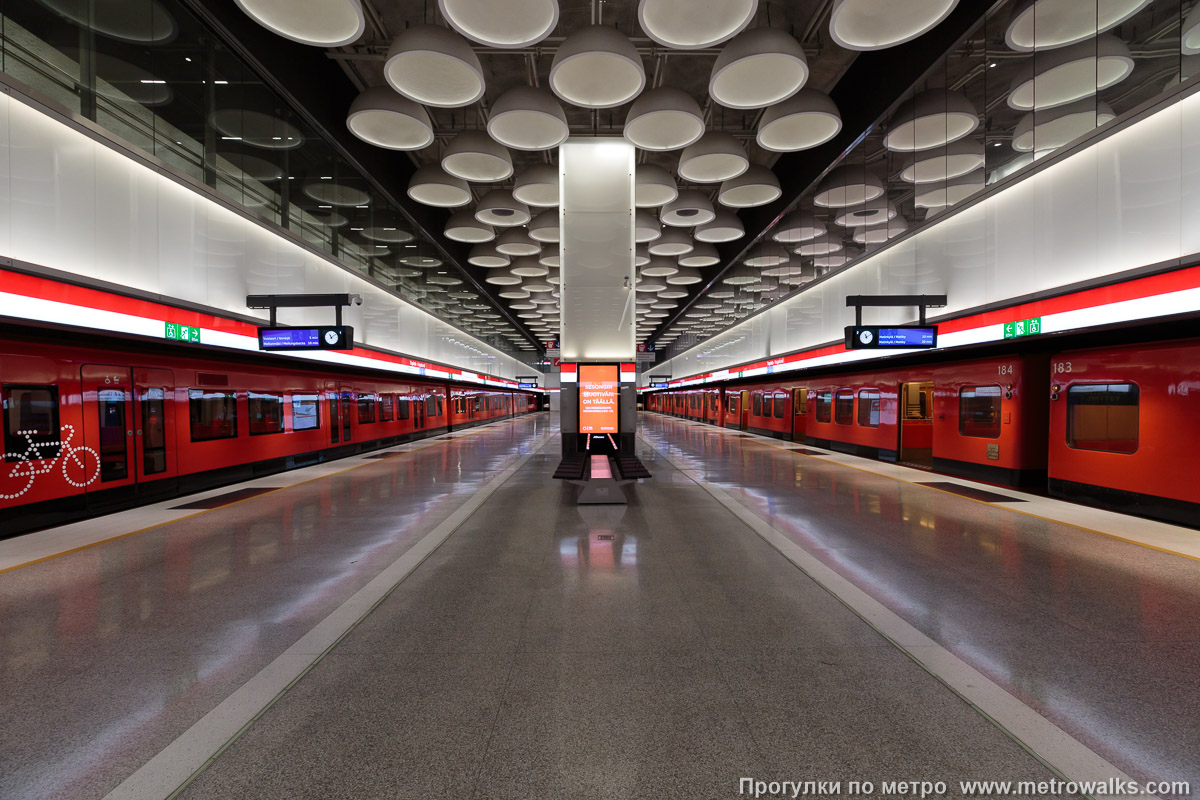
487 86 570 150
833 198 897 227
813 165 885 207
661 190 717 227
709 28 809 109
407 165 472 207
1005 0 1151 52
440 130 513 182
636 210 663 243
641 256 681 277
624 87 706 151
1011 99 1115 152
512 165 560 208
829 0 959 51
635 164 679 207
795 234 844 256
666 267 703 284
438 0 559 48
648 227 695 256
744 242 791 267
678 132 749 183
757 89 842 152
528 209 560 242
771 210 825 243
475 190 531 226
234 0 363 46
854 217 909 244
1186 3 1200 55
899 138 984 183
884 89 979 152
718 164 782 207
346 86 434 151
496 228 543 256
637 0 758 49
1007 34 1133 111
914 169 985 208
510 257 549 276
550 25 646 108
696 209 745 242
539 245 561 267
444 209 496 243
384 25 485 108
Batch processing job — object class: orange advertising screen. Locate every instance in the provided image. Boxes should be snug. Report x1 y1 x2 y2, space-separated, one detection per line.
579 365 619 433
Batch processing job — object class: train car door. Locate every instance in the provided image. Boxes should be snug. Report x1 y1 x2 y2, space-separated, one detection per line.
133 368 177 481
899 381 934 467
740 391 750 430
79 365 136 491
792 388 807 441
414 392 425 430
339 387 353 442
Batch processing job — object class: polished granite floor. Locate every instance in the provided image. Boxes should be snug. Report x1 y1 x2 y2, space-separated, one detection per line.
2 411 1194 799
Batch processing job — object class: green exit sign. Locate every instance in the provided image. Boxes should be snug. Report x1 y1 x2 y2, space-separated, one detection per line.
1003 316 1042 339
165 322 201 343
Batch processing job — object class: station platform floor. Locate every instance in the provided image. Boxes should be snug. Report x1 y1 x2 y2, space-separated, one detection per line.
0 411 1195 799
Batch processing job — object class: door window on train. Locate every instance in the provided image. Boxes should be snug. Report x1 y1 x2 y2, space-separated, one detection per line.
292 394 320 431
815 391 832 423
139 387 167 474
398 397 411 421
189 390 238 441
358 393 376 424
96 388 129 482
248 392 285 436
857 390 880 427
340 392 352 441
2 385 60 459
328 394 340 443
774 392 786 419
793 388 807 416
752 392 762 416
1066 383 1139 454
762 394 773 418
834 390 854 425
380 394 394 422
959 385 1002 438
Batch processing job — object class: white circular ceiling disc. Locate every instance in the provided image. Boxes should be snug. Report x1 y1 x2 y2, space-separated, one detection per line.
829 0 959 51
235 0 363 46
1007 35 1133 111
438 0 559 48
550 26 645 109
347 88 434 151
637 0 758 49
1005 0 1152 52
757 90 842 152
487 86 569 150
709 29 809 110
385 26 485 108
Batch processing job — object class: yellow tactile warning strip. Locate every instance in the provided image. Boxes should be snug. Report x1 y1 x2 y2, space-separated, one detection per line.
647 413 1200 564
0 415 546 576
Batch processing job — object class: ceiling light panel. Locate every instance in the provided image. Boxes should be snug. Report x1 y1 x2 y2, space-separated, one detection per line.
487 86 570 150
438 0 559 48
829 0 959 51
384 25 485 108
346 86 433 151
551 25 646 108
637 0 758 49
709 28 809 109
234 0 364 47
624 87 706 151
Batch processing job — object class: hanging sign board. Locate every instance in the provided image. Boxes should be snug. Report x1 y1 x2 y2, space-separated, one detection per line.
258 326 354 351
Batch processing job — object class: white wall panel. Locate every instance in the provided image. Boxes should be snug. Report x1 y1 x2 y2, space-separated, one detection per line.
0 94 529 380
655 89 1200 381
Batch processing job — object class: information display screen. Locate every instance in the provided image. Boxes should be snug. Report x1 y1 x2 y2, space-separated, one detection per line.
258 326 353 351
518 382 538 389
650 381 669 389
846 325 937 350
579 365 619 433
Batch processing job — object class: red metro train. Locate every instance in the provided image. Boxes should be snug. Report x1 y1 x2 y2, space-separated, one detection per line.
647 338 1200 529
0 332 541 537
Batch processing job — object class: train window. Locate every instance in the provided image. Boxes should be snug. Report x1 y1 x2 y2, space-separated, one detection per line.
380 394 394 422
189 389 238 442
437 397 444 416
958 385 1002 438
426 396 437 417
728 396 738 414
474 396 482 413
774 392 786 419
1067 383 1139 454
794 389 806 416
292 394 320 431
815 391 832 423
763 394 773 418
3 385 61 460
752 392 762 416
96 389 128 481
248 392 285 436
357 393 376 424
397 398 410 421
834 390 854 425
857 390 880 427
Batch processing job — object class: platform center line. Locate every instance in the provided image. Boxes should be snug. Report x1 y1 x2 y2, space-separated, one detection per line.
641 430 1157 800
101 429 555 800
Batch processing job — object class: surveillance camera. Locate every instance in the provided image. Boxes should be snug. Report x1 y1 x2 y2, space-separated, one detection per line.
350 294 363 306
